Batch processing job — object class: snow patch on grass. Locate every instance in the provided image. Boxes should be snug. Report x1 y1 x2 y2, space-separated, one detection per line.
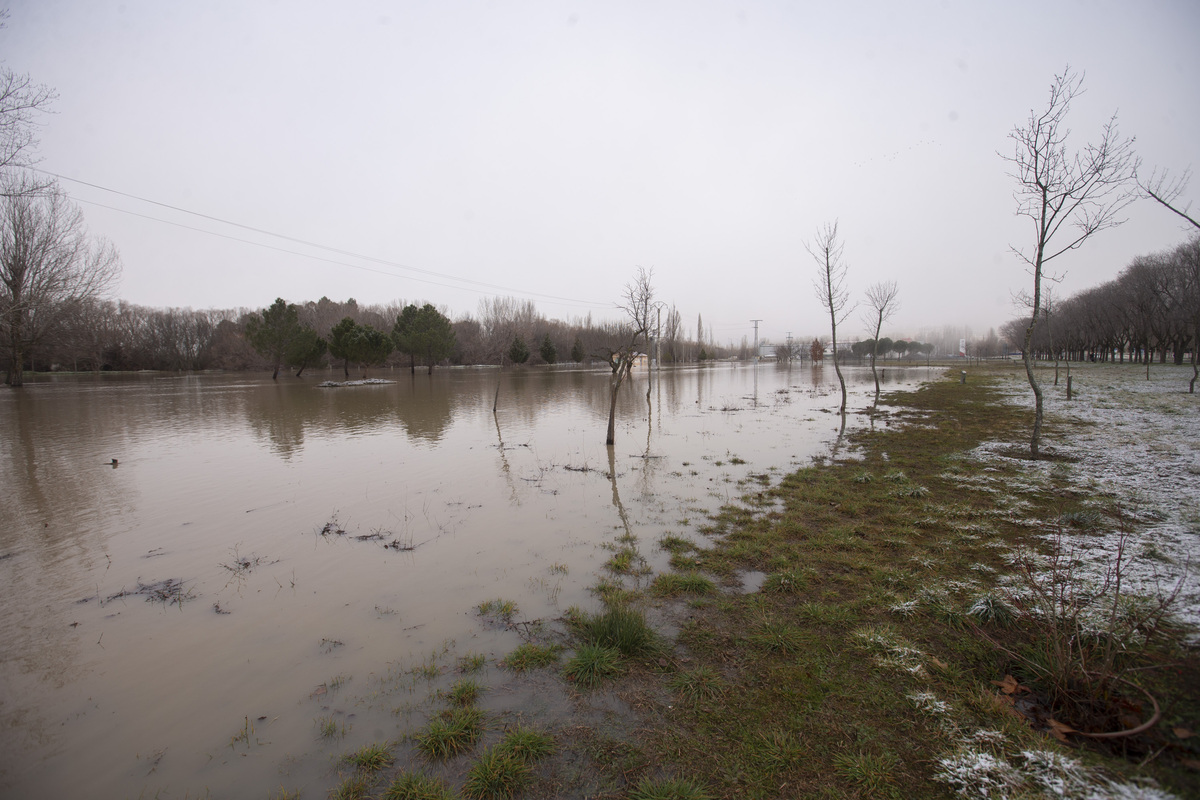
977 365 1200 636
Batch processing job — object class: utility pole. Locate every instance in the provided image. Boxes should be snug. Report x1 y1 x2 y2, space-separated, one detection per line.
655 307 662 371
750 319 762 363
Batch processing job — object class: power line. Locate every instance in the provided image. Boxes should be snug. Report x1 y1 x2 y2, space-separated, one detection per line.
33 167 606 309
71 196 600 308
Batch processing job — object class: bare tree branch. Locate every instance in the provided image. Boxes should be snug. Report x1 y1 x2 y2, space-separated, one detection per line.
1136 164 1200 230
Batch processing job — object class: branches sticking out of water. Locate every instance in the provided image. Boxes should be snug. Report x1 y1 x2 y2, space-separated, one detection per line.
315 512 429 552
106 578 196 608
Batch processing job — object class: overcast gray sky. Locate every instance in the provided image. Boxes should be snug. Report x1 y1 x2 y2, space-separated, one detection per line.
3 0 1197 345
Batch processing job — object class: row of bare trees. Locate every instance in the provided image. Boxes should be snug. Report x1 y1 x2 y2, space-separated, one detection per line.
1002 235 1200 381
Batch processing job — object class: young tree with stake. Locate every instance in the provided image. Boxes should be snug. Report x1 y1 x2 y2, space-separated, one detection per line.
1003 67 1136 458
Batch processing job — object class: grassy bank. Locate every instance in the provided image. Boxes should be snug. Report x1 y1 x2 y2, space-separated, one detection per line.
315 367 1199 800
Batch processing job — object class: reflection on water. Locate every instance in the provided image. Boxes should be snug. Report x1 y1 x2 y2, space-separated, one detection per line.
0 363 926 797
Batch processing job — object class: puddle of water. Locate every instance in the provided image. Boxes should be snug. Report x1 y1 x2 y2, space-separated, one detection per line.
0 362 927 797
739 570 768 593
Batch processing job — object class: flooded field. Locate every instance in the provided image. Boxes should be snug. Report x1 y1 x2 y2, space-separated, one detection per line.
0 362 925 798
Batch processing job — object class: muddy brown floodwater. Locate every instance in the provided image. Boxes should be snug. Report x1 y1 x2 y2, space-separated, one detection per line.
0 362 926 798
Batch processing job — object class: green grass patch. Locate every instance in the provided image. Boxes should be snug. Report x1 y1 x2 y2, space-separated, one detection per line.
457 652 488 673
343 741 393 772
461 746 532 799
329 775 372 800
651 571 716 596
628 776 713 800
414 706 485 760
444 678 482 706
495 725 555 761
563 644 622 687
476 598 519 623
570 605 662 658
500 642 562 672
382 772 455 800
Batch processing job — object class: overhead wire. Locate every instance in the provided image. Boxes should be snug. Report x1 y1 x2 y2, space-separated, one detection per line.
33 167 608 310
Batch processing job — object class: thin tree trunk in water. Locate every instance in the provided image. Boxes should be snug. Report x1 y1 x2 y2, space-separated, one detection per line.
606 365 628 446
832 345 846 416
870 349 879 397
606 383 619 446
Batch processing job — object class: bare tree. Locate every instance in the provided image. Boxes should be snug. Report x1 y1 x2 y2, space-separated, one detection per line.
862 280 899 398
1 180 120 386
808 221 854 416
1136 165 1199 231
598 266 655 446
1002 67 1136 457
0 13 57 195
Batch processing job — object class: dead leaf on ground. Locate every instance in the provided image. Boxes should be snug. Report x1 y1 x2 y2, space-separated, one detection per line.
1173 726 1194 739
991 674 1029 695
1181 758 1200 771
1047 718 1077 742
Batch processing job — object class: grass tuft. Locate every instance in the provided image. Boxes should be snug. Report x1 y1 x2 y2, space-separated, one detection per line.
415 707 484 760
564 644 622 687
477 598 519 623
761 569 806 594
382 771 455 800
500 642 562 672
651 572 716 596
833 750 901 798
570 605 661 657
628 776 713 800
496 725 555 761
667 666 724 702
461 746 533 799
444 678 483 706
966 593 1016 628
457 652 487 673
330 775 372 800
344 741 394 772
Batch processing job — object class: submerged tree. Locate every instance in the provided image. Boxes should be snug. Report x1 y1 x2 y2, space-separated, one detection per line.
328 316 360 378
1003 67 1136 457
539 333 556 364
354 324 393 379
598 266 655 446
244 297 303 380
808 221 853 417
1 180 120 386
287 327 326 377
863 281 899 398
507 335 530 365
394 303 456 374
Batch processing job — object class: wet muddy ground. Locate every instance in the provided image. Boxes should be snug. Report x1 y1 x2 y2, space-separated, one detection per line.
0 363 926 798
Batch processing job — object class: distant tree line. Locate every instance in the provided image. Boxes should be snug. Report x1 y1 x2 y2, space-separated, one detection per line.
1000 235 1200 369
3 292 746 377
